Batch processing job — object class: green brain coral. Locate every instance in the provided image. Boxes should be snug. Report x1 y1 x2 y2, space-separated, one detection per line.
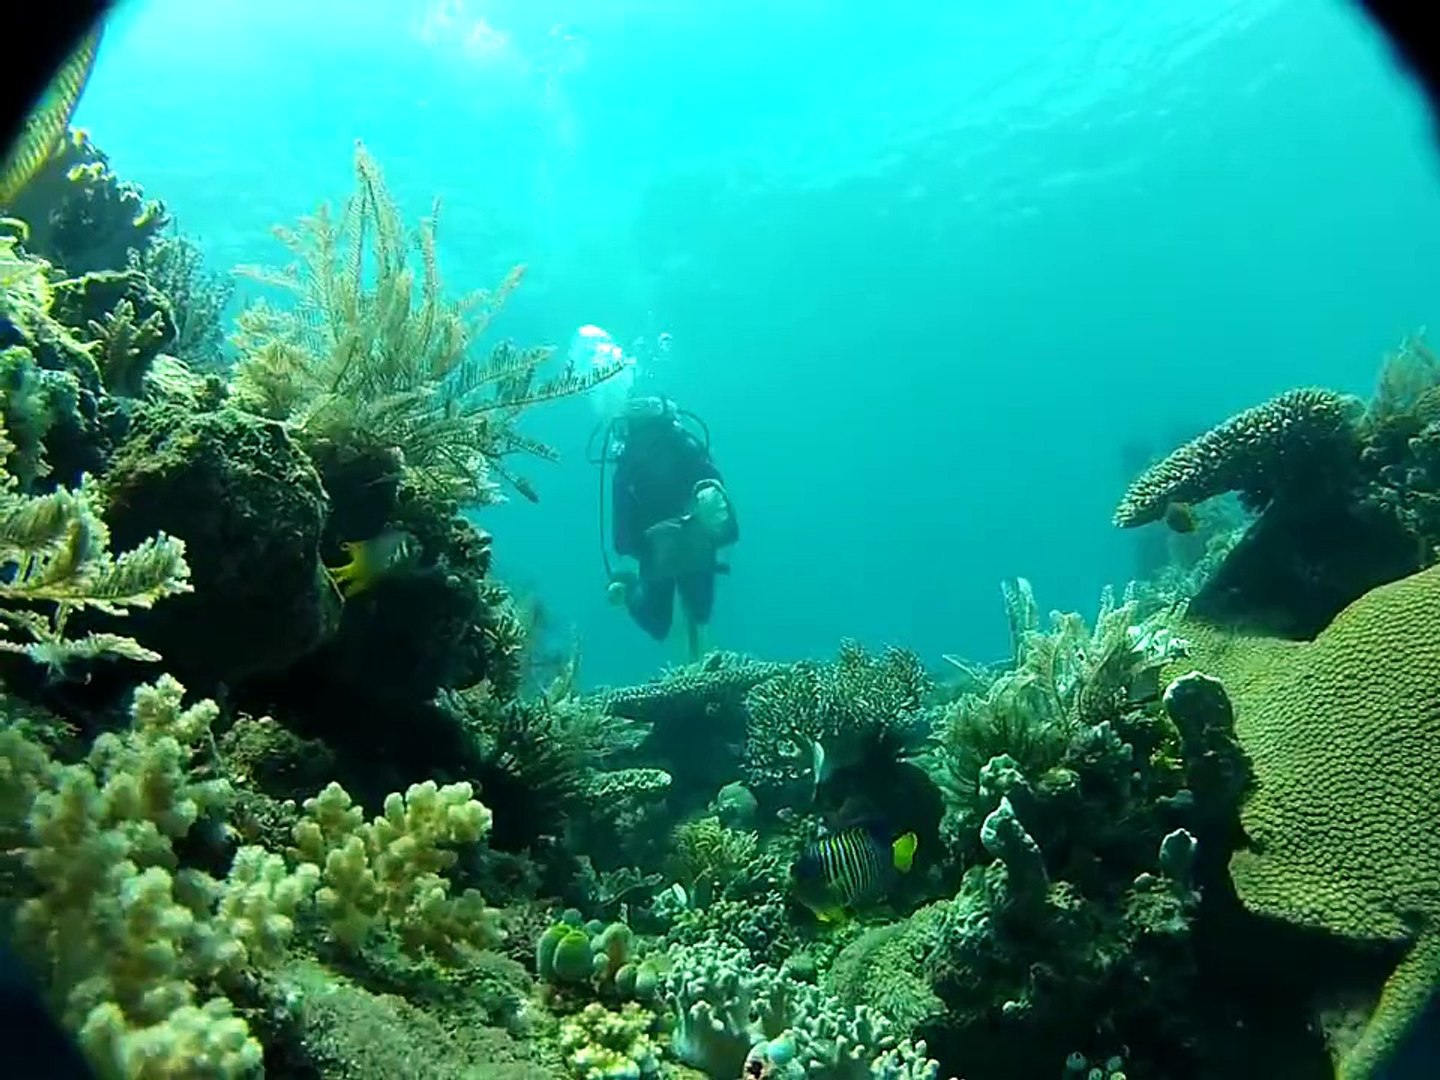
1176 564 1440 1079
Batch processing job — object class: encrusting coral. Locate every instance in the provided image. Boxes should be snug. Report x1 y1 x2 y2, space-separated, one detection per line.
230 139 626 506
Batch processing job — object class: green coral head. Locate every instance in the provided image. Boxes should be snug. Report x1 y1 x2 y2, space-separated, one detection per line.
552 928 596 983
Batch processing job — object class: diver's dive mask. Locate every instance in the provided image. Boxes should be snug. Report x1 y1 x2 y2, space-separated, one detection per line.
616 395 678 442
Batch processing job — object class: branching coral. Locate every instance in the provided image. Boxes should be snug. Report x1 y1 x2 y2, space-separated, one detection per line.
8 129 169 276
920 579 1186 853
1113 388 1360 527
665 815 761 900
446 676 651 850
743 641 930 801
0 419 191 670
289 777 502 963
230 140 625 504
0 676 315 1078
128 231 233 370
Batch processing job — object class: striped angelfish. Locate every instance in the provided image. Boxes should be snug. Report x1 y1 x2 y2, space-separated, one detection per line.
789 825 918 924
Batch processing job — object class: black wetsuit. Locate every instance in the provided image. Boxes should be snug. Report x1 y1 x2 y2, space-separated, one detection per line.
612 419 728 640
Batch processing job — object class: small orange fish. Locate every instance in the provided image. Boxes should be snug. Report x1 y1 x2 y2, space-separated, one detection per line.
325 529 418 599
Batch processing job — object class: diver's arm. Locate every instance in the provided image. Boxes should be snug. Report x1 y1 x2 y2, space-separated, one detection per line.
681 435 738 544
611 467 644 558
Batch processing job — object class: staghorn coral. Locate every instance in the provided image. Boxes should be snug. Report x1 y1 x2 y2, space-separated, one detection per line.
1173 564 1440 1080
743 641 930 802
1113 388 1359 528
0 418 191 671
230 140 624 505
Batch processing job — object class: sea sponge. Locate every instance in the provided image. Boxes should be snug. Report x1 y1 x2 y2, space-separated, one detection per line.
1113 388 1358 527
1176 565 1440 1079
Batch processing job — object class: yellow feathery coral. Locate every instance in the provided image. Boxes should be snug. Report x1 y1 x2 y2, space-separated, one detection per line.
1113 388 1358 528
0 419 191 670
1175 565 1440 1079
230 140 626 504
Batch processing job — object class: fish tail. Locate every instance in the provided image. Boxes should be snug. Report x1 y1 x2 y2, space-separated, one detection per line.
0 27 102 206
892 831 918 873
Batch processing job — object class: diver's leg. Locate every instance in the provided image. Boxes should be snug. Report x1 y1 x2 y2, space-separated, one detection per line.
676 570 716 660
626 574 676 641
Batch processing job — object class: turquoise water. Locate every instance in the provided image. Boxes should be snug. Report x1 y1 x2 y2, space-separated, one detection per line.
81 0 1440 686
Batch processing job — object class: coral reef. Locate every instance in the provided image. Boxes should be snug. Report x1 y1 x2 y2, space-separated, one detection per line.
8 129 169 276
100 403 339 686
743 641 930 806
12 104 1440 1080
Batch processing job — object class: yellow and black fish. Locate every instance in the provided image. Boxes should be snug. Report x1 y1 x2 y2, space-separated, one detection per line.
325 529 419 599
0 27 102 207
789 825 918 924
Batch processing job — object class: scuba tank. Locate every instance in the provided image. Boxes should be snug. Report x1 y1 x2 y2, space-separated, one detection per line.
586 395 712 581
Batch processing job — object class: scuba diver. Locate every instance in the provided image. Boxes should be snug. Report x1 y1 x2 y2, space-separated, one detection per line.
593 395 738 660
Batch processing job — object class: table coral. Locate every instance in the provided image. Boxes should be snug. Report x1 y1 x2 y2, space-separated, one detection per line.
1112 387 1359 528
1177 564 1440 1079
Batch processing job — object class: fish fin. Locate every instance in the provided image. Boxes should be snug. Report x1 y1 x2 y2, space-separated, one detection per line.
815 906 847 925
892 832 918 873
811 739 827 801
